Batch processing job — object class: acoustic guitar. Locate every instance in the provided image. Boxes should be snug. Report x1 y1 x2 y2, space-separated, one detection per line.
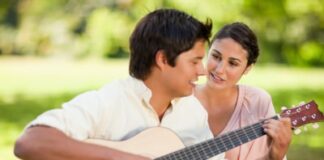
86 100 324 160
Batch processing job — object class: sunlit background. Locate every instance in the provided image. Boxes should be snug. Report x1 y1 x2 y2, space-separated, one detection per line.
1 0 324 159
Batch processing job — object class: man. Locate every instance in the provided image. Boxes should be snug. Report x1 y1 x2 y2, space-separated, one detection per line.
14 8 218 160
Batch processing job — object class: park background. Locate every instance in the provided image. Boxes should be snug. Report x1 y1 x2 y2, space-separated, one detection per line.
1 0 323 159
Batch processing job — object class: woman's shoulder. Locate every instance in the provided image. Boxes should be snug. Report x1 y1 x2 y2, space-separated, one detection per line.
238 84 275 117
239 84 271 101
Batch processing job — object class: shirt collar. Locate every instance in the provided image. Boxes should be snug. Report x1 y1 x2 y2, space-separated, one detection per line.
129 76 152 103
128 76 181 107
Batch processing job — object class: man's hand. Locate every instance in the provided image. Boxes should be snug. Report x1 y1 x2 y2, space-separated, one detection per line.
263 117 292 160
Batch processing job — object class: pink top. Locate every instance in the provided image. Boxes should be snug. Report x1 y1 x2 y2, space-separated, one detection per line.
220 85 276 160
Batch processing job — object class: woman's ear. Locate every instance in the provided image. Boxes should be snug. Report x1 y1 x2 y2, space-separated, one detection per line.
155 50 168 70
243 64 253 75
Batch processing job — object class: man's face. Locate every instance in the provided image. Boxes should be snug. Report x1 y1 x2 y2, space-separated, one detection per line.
161 40 206 97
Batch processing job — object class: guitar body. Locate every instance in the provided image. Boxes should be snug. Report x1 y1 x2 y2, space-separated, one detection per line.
86 127 185 158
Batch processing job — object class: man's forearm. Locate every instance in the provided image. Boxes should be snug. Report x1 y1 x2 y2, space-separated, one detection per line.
14 126 147 160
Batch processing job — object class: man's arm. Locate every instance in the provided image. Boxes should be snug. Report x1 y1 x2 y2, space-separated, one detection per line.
14 126 150 160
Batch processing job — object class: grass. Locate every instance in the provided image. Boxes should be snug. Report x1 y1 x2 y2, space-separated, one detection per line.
1 57 324 160
0 57 129 160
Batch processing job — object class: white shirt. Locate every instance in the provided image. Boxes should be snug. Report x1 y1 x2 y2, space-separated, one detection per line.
27 76 214 146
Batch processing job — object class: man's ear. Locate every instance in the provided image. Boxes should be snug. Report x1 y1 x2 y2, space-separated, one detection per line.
155 50 168 70
243 64 253 75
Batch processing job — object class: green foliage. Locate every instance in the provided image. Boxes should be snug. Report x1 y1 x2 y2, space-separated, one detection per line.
86 7 131 58
240 0 324 66
289 41 324 67
0 0 323 65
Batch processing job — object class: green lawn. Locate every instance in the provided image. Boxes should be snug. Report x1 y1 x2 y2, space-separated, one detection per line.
1 58 324 160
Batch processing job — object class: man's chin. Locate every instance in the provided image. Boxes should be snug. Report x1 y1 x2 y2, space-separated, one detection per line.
181 90 193 97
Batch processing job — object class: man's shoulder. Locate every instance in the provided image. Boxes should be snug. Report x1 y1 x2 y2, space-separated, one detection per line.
100 77 134 93
174 95 206 114
96 76 146 102
177 94 200 104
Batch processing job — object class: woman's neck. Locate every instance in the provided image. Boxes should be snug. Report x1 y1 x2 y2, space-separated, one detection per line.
195 84 240 136
200 84 238 106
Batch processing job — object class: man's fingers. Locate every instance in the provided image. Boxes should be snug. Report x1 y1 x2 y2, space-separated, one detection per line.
280 117 292 127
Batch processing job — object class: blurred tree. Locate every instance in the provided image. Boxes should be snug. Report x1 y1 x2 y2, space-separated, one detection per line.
241 0 324 66
3 0 19 28
0 0 323 66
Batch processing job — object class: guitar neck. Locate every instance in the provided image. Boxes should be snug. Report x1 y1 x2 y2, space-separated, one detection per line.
156 115 279 160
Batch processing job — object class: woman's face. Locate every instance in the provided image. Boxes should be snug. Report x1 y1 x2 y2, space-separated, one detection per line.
206 37 251 90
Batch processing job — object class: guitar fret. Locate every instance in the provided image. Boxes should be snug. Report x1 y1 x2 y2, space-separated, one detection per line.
247 125 258 139
227 131 241 147
168 152 176 160
244 123 261 140
210 134 230 155
223 134 234 148
217 135 228 151
207 138 219 154
233 130 243 145
188 146 199 159
205 141 219 159
199 143 208 159
241 126 251 142
204 141 213 158
188 149 196 160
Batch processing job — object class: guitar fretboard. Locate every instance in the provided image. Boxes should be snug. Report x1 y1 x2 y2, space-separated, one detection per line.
155 115 278 160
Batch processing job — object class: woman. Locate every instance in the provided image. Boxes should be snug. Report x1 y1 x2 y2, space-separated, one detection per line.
195 22 292 160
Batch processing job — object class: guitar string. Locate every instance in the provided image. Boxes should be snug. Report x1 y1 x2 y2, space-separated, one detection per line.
158 105 314 160
193 123 264 159
194 106 315 158
184 106 315 159
159 124 261 160
158 116 273 160
158 122 265 160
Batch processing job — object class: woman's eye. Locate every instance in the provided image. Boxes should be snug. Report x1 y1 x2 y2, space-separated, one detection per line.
229 61 238 66
213 55 221 60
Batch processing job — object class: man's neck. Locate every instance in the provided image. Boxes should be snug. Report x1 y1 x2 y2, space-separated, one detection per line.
144 77 173 120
